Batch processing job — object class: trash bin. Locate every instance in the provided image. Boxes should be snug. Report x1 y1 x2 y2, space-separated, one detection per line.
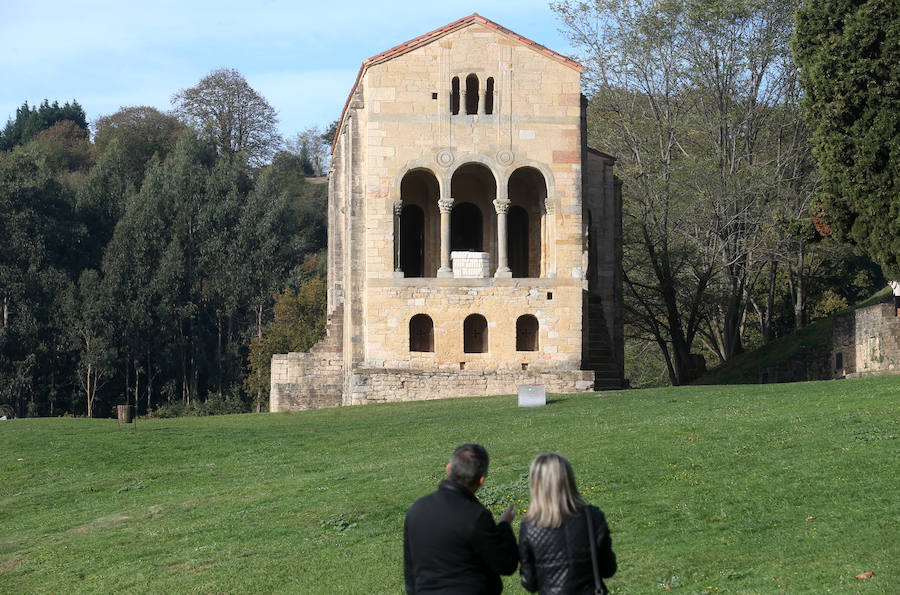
117 404 134 424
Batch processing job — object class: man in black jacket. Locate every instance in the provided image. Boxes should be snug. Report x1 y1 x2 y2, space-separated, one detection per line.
404 444 518 594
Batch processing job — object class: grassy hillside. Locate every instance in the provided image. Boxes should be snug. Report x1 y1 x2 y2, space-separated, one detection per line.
1 378 896 593
697 287 894 385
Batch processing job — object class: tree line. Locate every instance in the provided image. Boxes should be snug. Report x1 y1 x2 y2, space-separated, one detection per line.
1 70 331 417
3 2 895 413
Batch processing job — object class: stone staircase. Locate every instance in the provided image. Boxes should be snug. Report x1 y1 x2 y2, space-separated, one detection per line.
583 294 623 390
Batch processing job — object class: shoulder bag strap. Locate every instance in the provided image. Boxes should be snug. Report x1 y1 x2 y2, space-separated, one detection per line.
585 506 604 594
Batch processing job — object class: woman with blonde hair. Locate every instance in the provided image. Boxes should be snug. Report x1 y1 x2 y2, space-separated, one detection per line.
518 453 617 594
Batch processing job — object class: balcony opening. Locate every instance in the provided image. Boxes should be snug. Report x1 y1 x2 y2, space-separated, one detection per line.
401 204 424 277
451 202 483 252
508 206 529 278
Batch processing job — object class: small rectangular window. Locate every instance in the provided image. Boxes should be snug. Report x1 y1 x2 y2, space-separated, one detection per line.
431 92 438 100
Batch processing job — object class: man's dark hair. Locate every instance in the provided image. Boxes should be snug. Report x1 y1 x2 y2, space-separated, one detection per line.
448 444 489 489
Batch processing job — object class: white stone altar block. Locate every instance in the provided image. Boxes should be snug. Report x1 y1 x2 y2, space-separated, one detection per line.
451 251 491 278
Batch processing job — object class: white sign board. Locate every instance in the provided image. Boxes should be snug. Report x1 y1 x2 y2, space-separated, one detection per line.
518 384 546 407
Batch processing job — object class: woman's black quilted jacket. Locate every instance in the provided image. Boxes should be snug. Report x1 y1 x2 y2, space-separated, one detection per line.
518 505 617 594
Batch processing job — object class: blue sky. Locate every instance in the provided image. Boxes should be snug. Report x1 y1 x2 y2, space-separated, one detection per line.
2 1 575 142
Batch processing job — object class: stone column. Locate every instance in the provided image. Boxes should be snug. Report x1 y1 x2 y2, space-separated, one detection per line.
493 198 512 278
437 197 454 277
546 201 557 278
392 200 403 277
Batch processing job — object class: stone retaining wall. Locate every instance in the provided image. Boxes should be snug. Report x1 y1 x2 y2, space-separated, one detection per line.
833 303 900 377
347 367 595 405
757 302 900 383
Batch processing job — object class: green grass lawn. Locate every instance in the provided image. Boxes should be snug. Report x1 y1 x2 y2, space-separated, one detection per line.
1 377 897 593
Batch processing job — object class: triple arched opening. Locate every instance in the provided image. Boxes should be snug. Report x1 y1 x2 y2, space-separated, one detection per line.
451 74 495 116
398 164 548 278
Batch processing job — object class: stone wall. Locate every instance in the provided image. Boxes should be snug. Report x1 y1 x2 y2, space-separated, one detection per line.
832 303 900 377
757 302 900 384
348 367 594 405
362 279 584 370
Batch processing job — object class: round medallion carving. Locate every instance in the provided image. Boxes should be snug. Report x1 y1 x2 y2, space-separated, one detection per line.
436 150 455 168
496 150 514 166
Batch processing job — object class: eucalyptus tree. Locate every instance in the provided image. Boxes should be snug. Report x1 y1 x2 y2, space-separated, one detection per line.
0 148 82 415
67 269 115 417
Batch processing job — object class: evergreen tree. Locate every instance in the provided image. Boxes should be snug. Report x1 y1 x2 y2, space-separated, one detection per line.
0 99 87 151
793 0 900 276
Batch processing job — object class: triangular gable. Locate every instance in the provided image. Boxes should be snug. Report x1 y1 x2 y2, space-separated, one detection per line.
332 13 582 153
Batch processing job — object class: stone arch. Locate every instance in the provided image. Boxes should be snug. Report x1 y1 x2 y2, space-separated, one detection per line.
516 315 539 351
507 166 547 278
464 314 488 353
400 168 440 277
450 156 503 194
409 314 434 352
502 160 556 203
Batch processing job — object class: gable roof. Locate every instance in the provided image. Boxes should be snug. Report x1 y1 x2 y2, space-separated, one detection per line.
332 13 582 153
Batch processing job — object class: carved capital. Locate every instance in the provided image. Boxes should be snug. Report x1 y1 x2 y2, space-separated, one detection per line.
493 198 511 215
393 200 403 216
438 198 454 213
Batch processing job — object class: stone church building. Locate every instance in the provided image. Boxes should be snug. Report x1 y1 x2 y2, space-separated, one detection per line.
270 14 624 411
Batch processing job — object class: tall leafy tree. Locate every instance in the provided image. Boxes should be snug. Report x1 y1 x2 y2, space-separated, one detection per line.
0 148 83 415
245 273 326 407
554 0 810 382
93 106 184 186
793 0 900 276
67 269 115 417
171 68 281 167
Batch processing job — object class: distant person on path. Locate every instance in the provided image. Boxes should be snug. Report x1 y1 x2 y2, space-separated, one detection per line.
404 444 518 594
519 453 617 594
890 281 900 315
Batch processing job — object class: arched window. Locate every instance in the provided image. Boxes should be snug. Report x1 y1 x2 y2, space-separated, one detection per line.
401 204 424 277
484 77 495 115
465 74 479 115
516 315 539 351
450 76 460 115
409 314 434 352
451 202 483 251
464 314 488 353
